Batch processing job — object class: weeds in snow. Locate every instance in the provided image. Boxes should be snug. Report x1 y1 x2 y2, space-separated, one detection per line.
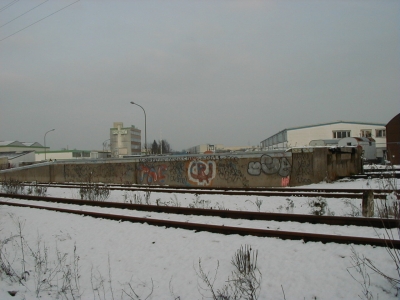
156 194 181 207
375 193 399 220
26 181 48 197
343 199 361 217
276 198 295 214
347 247 375 300
189 194 211 209
195 244 262 299
79 173 110 202
0 179 48 196
123 191 152 205
90 255 154 300
0 215 82 299
307 197 328 216
348 162 399 298
0 178 25 194
246 198 263 212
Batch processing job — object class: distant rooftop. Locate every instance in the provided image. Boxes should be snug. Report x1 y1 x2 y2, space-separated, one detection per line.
285 120 386 131
0 141 44 147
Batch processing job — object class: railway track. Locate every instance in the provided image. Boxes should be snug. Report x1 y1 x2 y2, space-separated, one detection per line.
23 182 397 199
1 193 399 249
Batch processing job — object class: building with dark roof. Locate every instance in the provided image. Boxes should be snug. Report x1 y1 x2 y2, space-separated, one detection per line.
0 141 45 152
386 113 400 165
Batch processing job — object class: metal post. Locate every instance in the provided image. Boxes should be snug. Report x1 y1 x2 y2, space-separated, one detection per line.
130 102 147 155
44 129 55 160
362 190 374 217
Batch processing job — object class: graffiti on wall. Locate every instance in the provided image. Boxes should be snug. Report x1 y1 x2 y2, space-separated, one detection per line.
293 153 313 184
217 158 249 187
247 155 291 177
137 164 167 184
64 163 135 184
281 176 290 187
169 161 188 185
188 160 216 186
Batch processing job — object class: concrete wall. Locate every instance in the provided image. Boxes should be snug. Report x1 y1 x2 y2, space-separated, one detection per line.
0 157 8 170
0 147 362 188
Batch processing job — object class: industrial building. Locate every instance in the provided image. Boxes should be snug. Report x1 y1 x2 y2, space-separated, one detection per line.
0 141 44 168
0 141 45 152
35 150 97 161
386 113 400 165
187 144 260 154
110 122 142 157
260 121 387 161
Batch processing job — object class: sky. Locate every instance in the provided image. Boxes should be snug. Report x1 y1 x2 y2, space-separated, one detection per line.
1 177 399 299
1 0 399 152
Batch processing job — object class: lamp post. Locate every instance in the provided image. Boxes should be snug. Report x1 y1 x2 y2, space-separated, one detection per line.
130 101 147 155
44 129 55 160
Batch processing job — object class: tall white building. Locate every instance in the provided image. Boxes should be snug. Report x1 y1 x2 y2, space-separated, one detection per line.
110 122 141 157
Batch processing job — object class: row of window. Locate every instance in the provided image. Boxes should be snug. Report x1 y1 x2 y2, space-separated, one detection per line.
333 129 386 139
131 137 141 143
333 131 350 139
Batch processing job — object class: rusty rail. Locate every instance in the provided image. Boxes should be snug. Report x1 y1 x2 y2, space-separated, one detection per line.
22 183 395 199
0 193 398 228
0 199 398 249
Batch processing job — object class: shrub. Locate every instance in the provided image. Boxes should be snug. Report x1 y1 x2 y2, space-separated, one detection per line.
307 197 327 216
0 216 82 299
245 198 264 212
79 183 110 202
26 182 48 197
348 162 399 297
196 244 262 300
0 178 25 194
189 194 211 209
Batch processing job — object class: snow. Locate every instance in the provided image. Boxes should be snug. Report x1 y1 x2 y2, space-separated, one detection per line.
0 176 399 299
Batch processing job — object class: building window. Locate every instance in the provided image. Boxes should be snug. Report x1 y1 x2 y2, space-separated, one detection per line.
375 129 386 137
360 130 372 137
333 131 350 139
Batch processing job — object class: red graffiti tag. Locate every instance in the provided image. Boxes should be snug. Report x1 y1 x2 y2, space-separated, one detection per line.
190 162 214 184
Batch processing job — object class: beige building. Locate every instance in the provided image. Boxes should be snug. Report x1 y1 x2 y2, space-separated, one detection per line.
35 150 94 161
260 121 387 159
0 141 43 166
110 122 142 157
187 144 260 154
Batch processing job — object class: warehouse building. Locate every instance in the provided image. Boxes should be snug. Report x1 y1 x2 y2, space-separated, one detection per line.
386 113 400 165
260 121 387 160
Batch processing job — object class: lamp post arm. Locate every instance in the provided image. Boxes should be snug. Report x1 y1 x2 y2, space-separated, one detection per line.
44 129 55 160
130 102 147 155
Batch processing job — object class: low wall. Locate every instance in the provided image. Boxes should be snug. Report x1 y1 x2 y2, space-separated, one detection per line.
0 147 362 188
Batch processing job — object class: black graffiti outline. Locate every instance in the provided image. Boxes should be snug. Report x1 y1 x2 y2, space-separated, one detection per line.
247 155 291 177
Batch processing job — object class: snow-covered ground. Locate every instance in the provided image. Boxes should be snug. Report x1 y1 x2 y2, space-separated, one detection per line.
0 176 399 299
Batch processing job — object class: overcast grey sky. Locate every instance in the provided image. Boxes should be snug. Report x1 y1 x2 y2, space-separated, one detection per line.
1 0 399 151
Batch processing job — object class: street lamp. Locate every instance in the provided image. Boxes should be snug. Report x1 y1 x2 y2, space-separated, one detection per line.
44 129 55 160
130 101 147 155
